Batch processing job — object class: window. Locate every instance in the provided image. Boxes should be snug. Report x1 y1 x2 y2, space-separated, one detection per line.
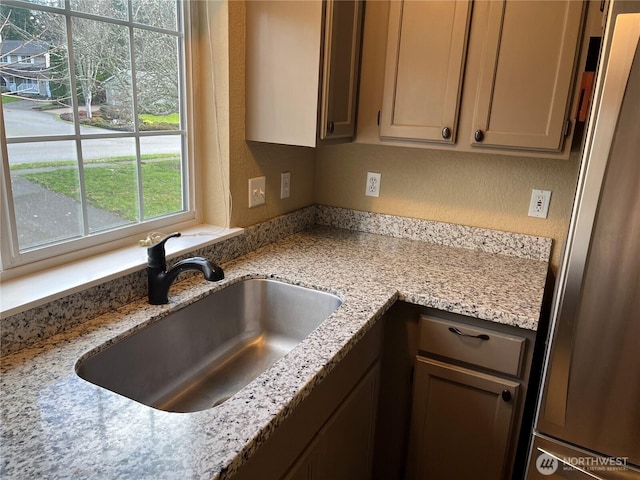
0 0 192 271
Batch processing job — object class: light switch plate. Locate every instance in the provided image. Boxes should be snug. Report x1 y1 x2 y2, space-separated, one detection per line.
249 176 266 208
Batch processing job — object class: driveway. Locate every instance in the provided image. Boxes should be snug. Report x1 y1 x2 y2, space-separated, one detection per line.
10 176 129 250
3 99 181 164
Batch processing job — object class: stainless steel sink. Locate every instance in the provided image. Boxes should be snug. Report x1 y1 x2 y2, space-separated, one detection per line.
76 278 342 413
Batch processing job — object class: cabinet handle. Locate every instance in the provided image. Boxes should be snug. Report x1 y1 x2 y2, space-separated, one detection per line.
328 121 335 134
448 326 490 341
442 127 451 139
501 389 512 402
474 129 484 142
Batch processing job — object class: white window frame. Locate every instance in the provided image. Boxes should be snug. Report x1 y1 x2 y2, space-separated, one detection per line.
0 0 198 277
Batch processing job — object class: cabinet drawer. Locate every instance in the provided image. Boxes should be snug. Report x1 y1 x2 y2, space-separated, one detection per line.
419 315 525 377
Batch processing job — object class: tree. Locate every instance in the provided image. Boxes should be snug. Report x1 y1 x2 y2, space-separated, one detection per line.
134 28 179 115
70 15 129 118
0 5 40 39
2 0 179 119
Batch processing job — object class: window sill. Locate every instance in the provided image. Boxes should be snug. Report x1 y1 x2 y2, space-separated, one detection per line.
0 225 243 318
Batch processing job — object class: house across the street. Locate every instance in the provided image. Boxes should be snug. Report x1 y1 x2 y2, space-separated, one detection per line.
0 39 51 97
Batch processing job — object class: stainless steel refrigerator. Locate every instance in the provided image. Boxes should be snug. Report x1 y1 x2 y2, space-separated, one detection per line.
526 6 640 480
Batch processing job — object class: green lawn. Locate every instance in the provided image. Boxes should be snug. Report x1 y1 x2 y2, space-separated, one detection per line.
18 158 183 220
1 94 22 104
139 112 179 125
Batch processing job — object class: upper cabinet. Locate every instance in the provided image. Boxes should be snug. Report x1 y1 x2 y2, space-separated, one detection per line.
380 1 472 143
245 0 364 147
470 0 585 151
360 0 590 158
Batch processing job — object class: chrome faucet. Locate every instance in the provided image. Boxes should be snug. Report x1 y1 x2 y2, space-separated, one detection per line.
147 232 224 305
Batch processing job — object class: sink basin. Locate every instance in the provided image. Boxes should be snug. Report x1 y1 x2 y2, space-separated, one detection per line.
76 278 342 413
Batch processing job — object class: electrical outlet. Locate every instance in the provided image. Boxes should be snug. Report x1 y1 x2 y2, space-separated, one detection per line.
280 172 290 199
528 189 551 218
249 176 266 208
366 172 381 197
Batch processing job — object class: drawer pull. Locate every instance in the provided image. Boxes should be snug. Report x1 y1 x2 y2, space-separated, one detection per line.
448 326 490 341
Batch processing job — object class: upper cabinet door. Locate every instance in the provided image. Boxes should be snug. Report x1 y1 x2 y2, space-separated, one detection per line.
471 0 585 151
380 0 472 143
246 0 363 147
245 0 324 147
320 0 364 141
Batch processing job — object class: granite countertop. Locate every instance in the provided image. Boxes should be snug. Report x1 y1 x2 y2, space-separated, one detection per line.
0 225 549 479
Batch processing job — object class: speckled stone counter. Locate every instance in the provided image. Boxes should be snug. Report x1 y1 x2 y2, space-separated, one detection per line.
1 223 550 480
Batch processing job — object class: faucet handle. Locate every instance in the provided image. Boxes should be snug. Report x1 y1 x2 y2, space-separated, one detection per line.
147 232 181 269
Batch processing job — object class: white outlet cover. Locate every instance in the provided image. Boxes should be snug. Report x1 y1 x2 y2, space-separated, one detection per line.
280 172 290 199
366 172 381 197
528 189 551 218
249 176 266 208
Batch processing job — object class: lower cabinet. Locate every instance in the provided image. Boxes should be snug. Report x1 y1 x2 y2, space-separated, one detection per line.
231 306 539 480
281 437 320 480
283 364 380 480
407 358 519 480
405 311 536 480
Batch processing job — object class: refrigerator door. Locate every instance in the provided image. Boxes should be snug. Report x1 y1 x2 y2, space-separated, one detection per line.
536 11 640 469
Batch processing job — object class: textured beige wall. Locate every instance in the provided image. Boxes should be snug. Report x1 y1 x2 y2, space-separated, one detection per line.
191 1 230 227
194 1 316 228
227 2 317 227
316 143 581 272
196 0 581 273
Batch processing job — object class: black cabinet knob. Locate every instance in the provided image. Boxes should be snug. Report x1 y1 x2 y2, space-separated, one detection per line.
328 121 335 134
442 127 451 139
501 389 512 402
474 129 484 142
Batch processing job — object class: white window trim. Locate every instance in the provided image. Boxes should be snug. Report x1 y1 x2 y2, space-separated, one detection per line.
0 0 205 277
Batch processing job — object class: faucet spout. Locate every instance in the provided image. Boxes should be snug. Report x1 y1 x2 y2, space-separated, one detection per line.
168 257 225 283
147 233 224 305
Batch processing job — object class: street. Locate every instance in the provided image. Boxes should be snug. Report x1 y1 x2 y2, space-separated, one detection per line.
3 99 181 164
2 99 178 249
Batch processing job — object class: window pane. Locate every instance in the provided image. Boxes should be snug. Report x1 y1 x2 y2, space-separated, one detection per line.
3 98 76 137
70 0 128 21
11 0 64 9
80 138 139 231
7 141 83 250
72 17 134 133
131 0 177 31
134 28 179 128
139 135 184 220
1 8 73 137
1 1 189 266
